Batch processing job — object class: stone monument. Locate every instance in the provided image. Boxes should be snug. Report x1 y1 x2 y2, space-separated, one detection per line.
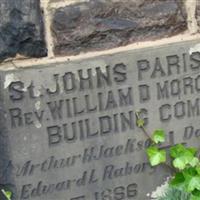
0 39 200 199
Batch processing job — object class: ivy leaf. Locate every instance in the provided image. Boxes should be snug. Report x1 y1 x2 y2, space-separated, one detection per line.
188 147 198 156
170 144 197 159
190 157 199 167
172 152 195 170
182 168 200 192
136 118 144 128
171 144 198 170
146 146 166 166
1 189 12 200
152 129 165 144
170 144 186 158
185 176 200 192
183 168 197 177
173 157 187 170
170 172 185 189
196 167 200 175
191 189 200 200
5 191 12 200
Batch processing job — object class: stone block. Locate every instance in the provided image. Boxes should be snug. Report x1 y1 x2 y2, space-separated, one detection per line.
0 0 47 62
51 0 187 56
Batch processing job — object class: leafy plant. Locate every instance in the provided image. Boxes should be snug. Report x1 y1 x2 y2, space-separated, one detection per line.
136 111 200 200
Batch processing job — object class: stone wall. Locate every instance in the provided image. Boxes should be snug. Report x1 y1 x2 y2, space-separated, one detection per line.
0 0 199 63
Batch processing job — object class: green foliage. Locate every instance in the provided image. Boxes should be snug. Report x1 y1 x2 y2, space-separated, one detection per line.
191 189 200 200
136 118 144 127
170 145 198 170
136 111 200 200
1 189 12 200
147 146 166 166
152 129 165 144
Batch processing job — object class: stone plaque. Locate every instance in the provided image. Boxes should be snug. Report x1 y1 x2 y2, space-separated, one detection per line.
1 40 200 200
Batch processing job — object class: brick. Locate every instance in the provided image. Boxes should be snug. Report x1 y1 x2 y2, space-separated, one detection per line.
0 0 47 62
51 0 187 56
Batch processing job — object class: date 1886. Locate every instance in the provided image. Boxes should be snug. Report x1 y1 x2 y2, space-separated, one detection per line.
94 183 138 200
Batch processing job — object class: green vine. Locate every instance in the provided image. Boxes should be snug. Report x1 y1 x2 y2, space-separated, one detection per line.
136 111 200 200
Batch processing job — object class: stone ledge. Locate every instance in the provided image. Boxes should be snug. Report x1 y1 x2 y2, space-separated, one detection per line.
1 33 200 70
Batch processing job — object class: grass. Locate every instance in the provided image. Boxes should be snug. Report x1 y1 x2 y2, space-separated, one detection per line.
158 188 190 200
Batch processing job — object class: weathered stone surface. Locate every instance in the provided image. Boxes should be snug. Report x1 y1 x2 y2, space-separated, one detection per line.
51 0 187 56
0 40 200 199
0 0 47 62
196 0 200 26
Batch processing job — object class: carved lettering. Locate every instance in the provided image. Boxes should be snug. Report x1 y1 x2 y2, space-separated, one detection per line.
9 81 24 101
